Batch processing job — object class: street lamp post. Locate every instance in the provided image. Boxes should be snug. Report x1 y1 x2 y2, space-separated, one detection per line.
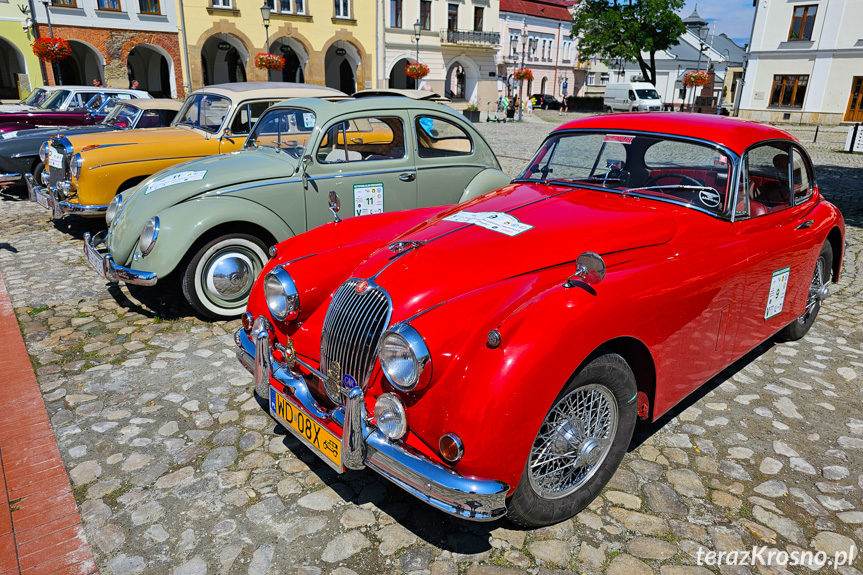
690 25 709 112
518 27 536 122
413 20 421 87
260 3 271 81
39 0 62 84
716 48 731 115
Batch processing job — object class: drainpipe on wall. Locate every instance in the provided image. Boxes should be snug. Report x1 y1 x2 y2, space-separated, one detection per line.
376 0 384 88
553 22 561 98
27 0 49 86
733 0 760 117
177 0 192 96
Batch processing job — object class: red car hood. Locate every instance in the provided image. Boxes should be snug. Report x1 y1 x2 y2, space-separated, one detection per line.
351 182 679 319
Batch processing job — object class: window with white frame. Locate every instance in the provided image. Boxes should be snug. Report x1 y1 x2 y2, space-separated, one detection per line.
212 0 230 8
510 33 518 57
334 0 349 18
295 0 303 12
587 72 596 85
600 72 609 85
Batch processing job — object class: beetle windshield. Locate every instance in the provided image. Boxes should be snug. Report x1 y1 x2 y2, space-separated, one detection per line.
244 107 315 159
519 132 734 216
100 102 140 129
173 94 231 133
21 88 47 106
38 90 71 110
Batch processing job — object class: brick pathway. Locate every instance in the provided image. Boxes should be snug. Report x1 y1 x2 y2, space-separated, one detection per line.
0 271 96 575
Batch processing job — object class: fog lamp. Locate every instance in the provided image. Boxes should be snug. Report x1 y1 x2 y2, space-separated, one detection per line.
439 433 464 463
241 312 253 333
374 393 407 440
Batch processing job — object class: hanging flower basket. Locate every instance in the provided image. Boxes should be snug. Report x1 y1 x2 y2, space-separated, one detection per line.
513 68 533 82
683 70 711 87
405 63 430 80
254 53 285 71
32 37 72 62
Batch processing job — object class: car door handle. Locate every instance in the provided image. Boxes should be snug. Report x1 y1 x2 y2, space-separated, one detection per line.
796 219 814 230
399 173 416 182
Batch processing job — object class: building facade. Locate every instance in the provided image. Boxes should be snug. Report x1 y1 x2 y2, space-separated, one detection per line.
181 0 376 94
737 0 863 124
0 1 45 99
382 0 500 107
29 0 183 97
498 0 575 104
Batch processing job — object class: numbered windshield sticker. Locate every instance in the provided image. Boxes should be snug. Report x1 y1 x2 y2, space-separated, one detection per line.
443 211 533 237
765 266 790 320
302 113 315 129
145 170 207 194
353 183 383 216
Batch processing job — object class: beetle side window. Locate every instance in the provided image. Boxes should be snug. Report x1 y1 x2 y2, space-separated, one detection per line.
230 101 276 135
742 142 793 217
318 116 405 163
415 116 473 158
791 147 813 204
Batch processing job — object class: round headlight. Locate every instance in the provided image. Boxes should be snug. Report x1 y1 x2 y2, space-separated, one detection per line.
374 393 407 440
71 153 82 180
138 216 159 255
106 193 122 226
264 267 299 321
378 324 431 391
39 141 49 162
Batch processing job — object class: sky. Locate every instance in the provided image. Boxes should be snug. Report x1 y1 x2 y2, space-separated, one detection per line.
677 0 756 47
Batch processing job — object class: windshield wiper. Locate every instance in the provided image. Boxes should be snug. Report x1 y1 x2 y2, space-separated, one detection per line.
624 184 719 194
541 178 581 187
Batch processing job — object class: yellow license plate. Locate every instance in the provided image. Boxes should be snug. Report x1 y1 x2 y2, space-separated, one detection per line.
270 387 342 471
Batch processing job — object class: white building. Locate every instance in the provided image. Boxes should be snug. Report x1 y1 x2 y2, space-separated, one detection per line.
737 0 863 124
380 0 500 107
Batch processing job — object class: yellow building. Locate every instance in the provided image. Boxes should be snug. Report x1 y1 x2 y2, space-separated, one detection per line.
177 0 376 94
0 4 44 100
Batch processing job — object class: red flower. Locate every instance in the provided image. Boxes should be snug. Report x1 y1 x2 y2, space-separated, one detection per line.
32 38 72 62
405 63 430 80
513 68 533 82
254 53 285 71
684 71 711 87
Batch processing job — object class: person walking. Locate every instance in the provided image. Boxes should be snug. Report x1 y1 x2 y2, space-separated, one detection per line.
526 96 533 116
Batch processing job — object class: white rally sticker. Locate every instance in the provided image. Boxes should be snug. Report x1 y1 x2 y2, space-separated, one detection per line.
2 131 18 140
48 146 63 169
302 113 315 129
443 211 533 237
353 182 383 216
765 266 790 320
145 170 207 194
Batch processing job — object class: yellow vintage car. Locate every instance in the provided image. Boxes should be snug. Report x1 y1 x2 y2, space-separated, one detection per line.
30 82 347 219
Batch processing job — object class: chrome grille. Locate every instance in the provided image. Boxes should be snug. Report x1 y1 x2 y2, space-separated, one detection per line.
320 279 391 404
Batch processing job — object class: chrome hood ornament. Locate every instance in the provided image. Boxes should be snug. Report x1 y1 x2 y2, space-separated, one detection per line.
388 240 426 255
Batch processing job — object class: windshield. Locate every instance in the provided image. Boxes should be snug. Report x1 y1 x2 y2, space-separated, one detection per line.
636 89 661 100
173 94 231 133
22 88 47 106
244 107 315 159
100 102 140 129
519 132 733 216
38 90 71 110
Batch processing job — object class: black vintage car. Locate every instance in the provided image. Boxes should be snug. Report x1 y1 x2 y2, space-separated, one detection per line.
0 99 181 191
530 94 562 110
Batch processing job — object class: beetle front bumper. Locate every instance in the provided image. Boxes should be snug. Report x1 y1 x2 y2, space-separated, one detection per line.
26 174 107 219
235 321 509 521
83 231 158 286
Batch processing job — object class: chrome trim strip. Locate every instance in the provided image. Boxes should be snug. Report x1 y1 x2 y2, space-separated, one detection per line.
235 325 509 521
307 168 416 182
83 232 158 286
81 142 136 152
213 178 302 195
90 155 205 171
0 173 21 183
10 152 38 159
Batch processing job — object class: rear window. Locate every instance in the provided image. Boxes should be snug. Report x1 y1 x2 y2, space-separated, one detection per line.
415 116 472 158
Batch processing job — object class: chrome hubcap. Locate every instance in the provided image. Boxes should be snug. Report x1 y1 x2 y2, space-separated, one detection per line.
207 253 253 300
528 384 618 499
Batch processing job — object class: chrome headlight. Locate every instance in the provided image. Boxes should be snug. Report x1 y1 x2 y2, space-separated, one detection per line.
138 216 159 255
106 193 122 226
70 153 82 180
374 393 407 440
264 266 299 321
378 323 431 391
39 141 49 162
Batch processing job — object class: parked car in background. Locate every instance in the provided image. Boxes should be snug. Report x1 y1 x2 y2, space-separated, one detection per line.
353 88 451 103
83 97 510 318
236 113 843 526
0 99 180 191
0 92 150 135
604 82 662 112
0 86 149 119
530 94 561 110
30 82 346 221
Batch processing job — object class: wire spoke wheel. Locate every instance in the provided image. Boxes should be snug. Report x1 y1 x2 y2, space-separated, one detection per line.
527 383 618 499
799 256 825 324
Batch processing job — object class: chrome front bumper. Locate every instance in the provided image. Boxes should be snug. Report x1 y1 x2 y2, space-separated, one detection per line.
235 322 509 521
83 231 158 286
26 174 107 219
0 172 21 184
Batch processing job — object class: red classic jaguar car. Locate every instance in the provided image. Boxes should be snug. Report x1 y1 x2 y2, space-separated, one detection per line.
236 113 844 526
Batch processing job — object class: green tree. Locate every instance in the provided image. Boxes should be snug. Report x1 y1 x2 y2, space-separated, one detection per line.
572 0 687 86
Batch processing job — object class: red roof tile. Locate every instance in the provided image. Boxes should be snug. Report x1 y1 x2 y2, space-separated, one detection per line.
500 0 574 22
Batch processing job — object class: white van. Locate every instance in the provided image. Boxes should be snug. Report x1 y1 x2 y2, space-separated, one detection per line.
603 82 663 113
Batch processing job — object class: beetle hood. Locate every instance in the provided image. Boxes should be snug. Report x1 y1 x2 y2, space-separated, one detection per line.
106 148 297 264
352 183 679 319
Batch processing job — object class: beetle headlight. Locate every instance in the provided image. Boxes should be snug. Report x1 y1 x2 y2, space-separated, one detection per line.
264 266 299 321
70 153 82 180
378 324 431 391
39 141 49 162
106 193 122 226
374 393 407 440
138 216 159 255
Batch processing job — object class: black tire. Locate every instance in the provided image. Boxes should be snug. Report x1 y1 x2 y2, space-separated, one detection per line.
604 106 613 113
507 351 637 527
542 104 548 110
775 241 833 342
181 232 268 320
32 161 46 185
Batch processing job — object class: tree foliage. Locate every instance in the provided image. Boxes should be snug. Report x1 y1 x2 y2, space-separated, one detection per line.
571 0 687 85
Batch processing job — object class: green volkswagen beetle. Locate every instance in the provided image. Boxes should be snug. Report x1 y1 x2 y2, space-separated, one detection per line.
84 97 510 319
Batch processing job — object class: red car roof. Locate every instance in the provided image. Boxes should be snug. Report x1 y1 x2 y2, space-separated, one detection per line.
556 112 798 155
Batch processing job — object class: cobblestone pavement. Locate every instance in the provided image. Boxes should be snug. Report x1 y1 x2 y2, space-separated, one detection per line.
0 117 862 575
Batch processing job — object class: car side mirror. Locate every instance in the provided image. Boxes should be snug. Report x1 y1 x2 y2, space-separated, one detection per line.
564 252 606 288
301 154 312 189
328 190 341 223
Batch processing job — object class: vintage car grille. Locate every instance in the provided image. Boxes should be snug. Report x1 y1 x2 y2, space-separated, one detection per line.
47 139 70 187
320 279 392 405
